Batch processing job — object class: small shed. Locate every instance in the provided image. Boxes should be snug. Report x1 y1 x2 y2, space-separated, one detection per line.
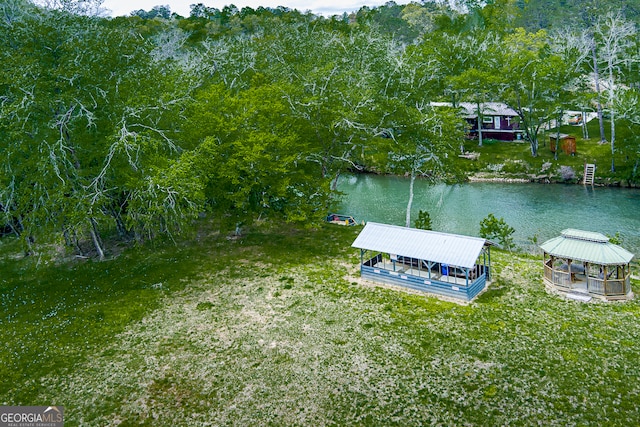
351 223 491 301
540 229 634 301
550 133 576 155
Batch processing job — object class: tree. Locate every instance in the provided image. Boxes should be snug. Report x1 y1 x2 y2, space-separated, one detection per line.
479 0 522 33
614 87 640 182
374 32 467 228
547 28 592 160
573 2 640 150
0 4 200 256
479 213 515 251
414 210 432 230
184 82 329 229
414 28 509 165
592 12 637 171
34 0 107 16
410 31 488 107
494 29 575 157
132 5 172 20
381 106 464 227
277 24 394 193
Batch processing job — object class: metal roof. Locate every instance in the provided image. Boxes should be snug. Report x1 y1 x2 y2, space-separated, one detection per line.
539 228 634 265
459 102 518 118
351 222 487 269
561 228 609 243
430 102 518 118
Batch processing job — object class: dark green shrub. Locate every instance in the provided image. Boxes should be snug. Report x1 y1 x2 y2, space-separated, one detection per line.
479 213 515 251
414 210 432 230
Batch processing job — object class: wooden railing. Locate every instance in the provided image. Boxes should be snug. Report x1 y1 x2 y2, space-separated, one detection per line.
591 278 629 296
544 265 570 288
544 264 630 296
608 279 628 295
587 278 605 295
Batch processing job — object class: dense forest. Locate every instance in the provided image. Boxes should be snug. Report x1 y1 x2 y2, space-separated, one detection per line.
1 0 639 257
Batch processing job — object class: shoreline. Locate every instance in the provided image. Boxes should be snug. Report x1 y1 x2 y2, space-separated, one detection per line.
355 166 639 188
355 168 640 188
467 175 530 184
467 173 640 188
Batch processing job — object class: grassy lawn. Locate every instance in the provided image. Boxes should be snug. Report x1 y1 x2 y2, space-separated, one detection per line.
2 222 640 425
459 119 639 183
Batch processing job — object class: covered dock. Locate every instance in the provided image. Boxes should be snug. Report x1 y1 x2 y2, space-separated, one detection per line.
351 223 491 301
540 229 635 301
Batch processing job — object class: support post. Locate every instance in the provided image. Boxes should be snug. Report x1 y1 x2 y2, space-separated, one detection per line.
487 245 491 280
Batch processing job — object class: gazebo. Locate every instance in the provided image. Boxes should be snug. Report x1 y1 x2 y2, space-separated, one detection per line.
540 229 635 301
351 222 491 301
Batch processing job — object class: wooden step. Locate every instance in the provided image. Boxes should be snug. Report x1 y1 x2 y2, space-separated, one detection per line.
583 163 596 185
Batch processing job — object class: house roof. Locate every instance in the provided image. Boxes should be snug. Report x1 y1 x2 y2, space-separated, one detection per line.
430 102 518 118
460 102 518 118
351 222 487 269
539 228 634 265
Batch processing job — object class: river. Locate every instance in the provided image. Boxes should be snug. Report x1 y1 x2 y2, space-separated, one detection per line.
336 174 640 255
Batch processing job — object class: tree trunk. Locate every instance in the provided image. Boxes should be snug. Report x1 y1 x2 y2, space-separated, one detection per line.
582 110 589 139
331 170 341 191
63 229 83 256
25 236 35 257
610 110 616 172
529 131 538 157
554 111 562 161
73 230 83 256
477 102 483 147
517 100 538 157
591 39 607 144
405 169 415 228
110 208 128 239
608 67 616 172
7 220 21 238
89 217 105 260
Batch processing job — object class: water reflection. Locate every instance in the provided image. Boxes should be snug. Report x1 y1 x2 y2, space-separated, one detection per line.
337 174 640 255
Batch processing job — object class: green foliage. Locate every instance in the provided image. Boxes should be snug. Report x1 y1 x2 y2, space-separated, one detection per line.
479 213 516 250
1 0 638 257
414 210 433 230
0 3 202 255
607 232 623 245
501 160 531 174
184 82 331 228
493 29 579 157
3 223 640 425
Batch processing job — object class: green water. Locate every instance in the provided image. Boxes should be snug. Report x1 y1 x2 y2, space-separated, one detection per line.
337 174 640 254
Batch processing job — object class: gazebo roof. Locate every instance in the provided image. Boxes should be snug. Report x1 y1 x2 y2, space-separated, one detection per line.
351 222 487 269
539 228 634 265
